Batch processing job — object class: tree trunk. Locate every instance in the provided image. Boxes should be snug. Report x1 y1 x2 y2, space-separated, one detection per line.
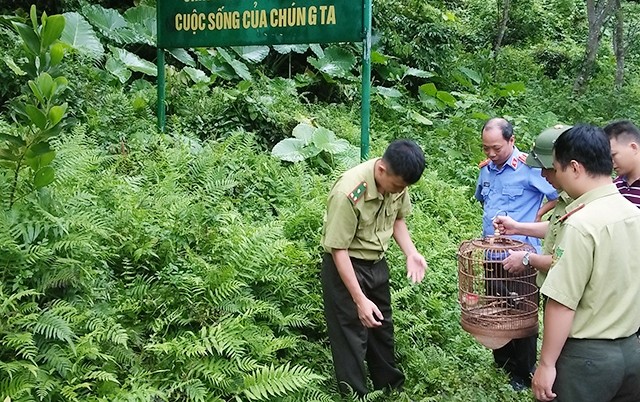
613 0 624 90
573 0 617 93
493 0 511 56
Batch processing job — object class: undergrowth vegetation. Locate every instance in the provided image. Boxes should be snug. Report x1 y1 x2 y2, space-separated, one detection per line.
1 0 639 401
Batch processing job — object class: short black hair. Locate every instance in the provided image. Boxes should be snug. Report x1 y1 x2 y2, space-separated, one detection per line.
603 120 640 144
553 124 613 176
382 139 425 185
482 118 513 141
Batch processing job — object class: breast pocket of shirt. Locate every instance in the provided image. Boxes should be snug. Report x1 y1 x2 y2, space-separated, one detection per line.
502 185 524 210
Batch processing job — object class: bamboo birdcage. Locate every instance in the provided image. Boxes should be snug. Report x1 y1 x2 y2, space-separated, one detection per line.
457 236 539 349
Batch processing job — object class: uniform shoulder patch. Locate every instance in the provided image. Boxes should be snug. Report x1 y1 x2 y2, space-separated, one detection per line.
347 181 367 205
518 153 528 163
478 159 490 168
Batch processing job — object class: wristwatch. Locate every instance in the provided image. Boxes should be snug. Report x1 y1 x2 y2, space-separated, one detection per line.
522 252 531 268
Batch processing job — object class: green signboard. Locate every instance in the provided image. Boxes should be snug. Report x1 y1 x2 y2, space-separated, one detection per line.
157 0 364 48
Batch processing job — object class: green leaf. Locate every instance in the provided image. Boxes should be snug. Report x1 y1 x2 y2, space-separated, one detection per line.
0 149 19 161
419 82 437 97
371 50 389 64
35 72 54 99
105 56 131 83
436 90 457 107
182 67 209 84
40 14 65 50
502 81 526 94
459 67 482 84
291 123 315 144
271 138 307 162
232 46 270 63
12 22 40 56
273 44 308 55
313 128 349 154
49 42 64 66
33 166 55 188
83 5 127 35
309 43 324 58
2 56 27 76
0 133 26 146
217 48 252 81
169 48 195 67
26 105 47 129
48 104 67 126
123 5 156 46
27 141 52 156
308 46 356 78
410 111 433 125
110 46 157 76
61 12 105 60
375 86 403 98
403 67 435 79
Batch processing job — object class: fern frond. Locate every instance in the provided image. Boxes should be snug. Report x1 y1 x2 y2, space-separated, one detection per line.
3 332 37 361
241 363 324 401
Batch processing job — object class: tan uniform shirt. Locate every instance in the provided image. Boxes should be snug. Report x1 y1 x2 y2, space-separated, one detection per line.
541 184 640 339
321 158 411 261
537 191 572 287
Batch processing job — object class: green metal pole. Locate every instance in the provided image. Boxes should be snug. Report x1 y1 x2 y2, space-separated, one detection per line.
360 0 372 161
157 48 166 132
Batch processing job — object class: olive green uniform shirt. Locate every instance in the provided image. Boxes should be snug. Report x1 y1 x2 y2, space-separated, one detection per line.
537 191 573 287
541 184 640 339
321 158 411 261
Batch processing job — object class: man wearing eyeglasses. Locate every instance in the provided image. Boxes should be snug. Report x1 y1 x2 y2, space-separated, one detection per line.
475 117 559 391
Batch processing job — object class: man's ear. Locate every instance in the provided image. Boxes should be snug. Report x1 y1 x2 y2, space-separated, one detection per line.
630 142 639 153
570 160 582 176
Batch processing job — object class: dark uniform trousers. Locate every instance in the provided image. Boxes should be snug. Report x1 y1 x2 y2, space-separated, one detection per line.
484 260 537 381
550 335 640 402
321 253 405 396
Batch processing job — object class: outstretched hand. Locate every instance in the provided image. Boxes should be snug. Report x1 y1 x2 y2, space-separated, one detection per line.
406 253 427 284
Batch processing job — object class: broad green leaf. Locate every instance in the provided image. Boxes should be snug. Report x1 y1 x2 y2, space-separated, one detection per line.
308 47 356 78
0 149 19 161
26 105 47 129
197 51 234 80
232 46 270 63
49 42 64 66
273 44 308 55
61 12 104 60
0 133 26 146
105 55 131 83
33 166 55 188
28 142 52 156
411 111 433 125
292 123 315 144
12 22 40 56
110 46 157 76
48 104 67 126
39 150 56 166
271 138 307 162
419 83 437 97
471 112 491 121
35 72 54 99
403 67 435 79
459 67 482 84
182 67 209 84
123 5 156 46
40 15 65 50
309 43 324 58
217 48 252 81
436 90 457 107
371 51 389 65
313 128 349 154
375 86 403 98
30 5 37 30
83 5 127 35
503 81 526 94
169 48 196 67
2 56 26 76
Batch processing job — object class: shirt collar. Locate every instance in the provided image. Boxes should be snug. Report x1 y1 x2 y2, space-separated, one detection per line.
564 184 619 214
488 146 520 171
364 158 380 201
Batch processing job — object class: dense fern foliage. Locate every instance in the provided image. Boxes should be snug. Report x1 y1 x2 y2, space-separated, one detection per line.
1 0 639 401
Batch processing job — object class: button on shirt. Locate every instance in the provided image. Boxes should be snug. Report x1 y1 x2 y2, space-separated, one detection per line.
321 158 411 261
475 147 558 249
